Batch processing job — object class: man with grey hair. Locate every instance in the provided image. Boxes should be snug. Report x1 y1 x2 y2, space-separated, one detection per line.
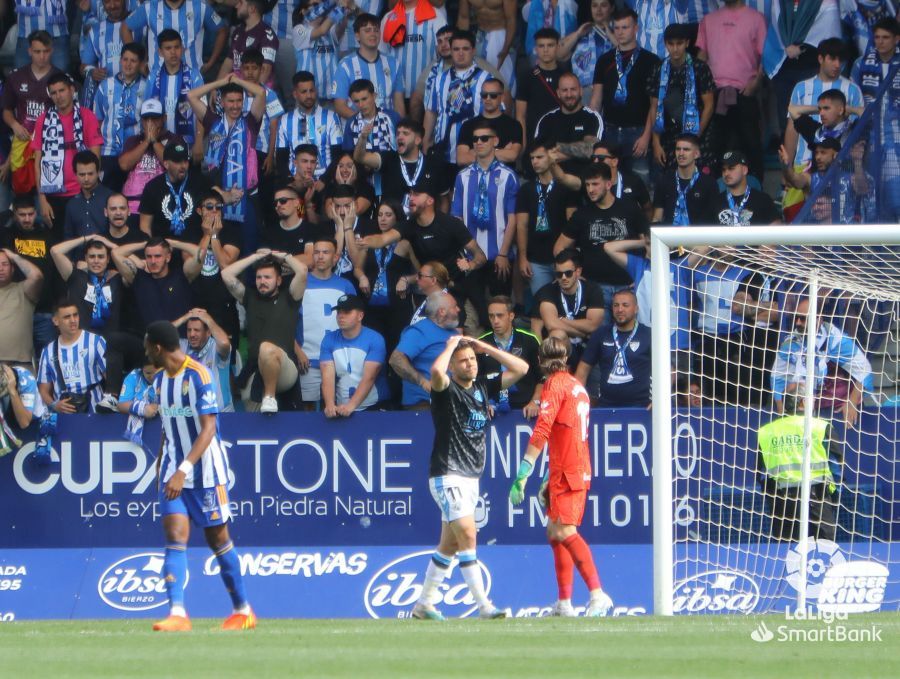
389 291 460 410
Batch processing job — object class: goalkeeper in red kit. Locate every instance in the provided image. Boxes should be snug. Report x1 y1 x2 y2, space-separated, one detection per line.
509 336 614 617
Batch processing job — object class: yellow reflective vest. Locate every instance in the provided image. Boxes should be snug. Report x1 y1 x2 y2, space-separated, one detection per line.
758 415 833 489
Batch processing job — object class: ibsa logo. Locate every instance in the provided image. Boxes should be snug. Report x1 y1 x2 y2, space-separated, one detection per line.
673 570 760 614
0 612 15 622
98 553 187 611
785 538 845 598
364 551 491 619
817 561 889 614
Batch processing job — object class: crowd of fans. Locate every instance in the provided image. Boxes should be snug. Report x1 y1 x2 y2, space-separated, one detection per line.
0 0 895 437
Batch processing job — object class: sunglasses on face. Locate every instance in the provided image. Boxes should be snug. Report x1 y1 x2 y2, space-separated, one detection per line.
480 91 501 99
274 197 296 205
203 202 224 211
554 269 576 279
592 154 611 162
472 134 495 143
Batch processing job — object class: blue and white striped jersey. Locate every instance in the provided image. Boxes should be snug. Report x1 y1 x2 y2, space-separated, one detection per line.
771 323 875 402
331 50 404 112
243 85 285 154
265 0 295 40
16 0 68 38
125 0 224 74
789 75 863 165
379 6 447 97
80 19 126 75
37 331 107 411
152 357 230 490
336 0 383 54
428 64 492 164
276 105 343 177
450 161 519 261
147 63 205 142
94 74 149 156
180 337 234 412
292 22 340 96
628 0 687 59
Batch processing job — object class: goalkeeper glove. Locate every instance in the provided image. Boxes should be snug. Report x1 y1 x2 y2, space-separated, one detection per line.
509 459 534 505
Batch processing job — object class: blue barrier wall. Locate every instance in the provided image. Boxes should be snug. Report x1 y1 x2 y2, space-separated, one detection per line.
0 410 897 619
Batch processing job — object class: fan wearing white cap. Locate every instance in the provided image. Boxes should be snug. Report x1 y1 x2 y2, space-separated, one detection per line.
119 98 175 216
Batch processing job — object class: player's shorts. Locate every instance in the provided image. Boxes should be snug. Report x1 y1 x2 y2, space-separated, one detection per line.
548 487 588 526
429 475 480 523
160 484 232 528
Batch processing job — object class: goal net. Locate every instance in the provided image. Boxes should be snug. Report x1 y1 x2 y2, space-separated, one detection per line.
650 225 900 616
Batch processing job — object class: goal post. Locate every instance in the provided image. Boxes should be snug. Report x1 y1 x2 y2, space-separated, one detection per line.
650 224 900 616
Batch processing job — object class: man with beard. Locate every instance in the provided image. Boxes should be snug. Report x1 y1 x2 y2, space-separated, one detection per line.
652 133 719 225
533 72 604 177
221 249 308 413
174 307 234 412
712 150 780 226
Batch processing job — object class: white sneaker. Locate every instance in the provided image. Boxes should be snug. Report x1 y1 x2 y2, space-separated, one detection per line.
550 600 577 617
479 605 511 619
260 396 278 414
585 590 613 617
411 603 445 621
96 393 118 413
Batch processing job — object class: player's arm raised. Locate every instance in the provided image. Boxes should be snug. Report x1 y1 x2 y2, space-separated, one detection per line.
470 337 529 389
430 334 464 392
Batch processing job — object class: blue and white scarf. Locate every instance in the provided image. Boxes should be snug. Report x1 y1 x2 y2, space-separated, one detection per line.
151 63 194 139
446 66 481 129
673 169 699 226
573 26 614 88
371 243 395 307
204 114 251 221
473 159 499 232
41 104 85 194
614 47 641 104
166 172 189 236
88 272 111 329
654 55 699 135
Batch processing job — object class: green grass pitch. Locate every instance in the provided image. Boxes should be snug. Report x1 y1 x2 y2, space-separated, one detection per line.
0 615 897 678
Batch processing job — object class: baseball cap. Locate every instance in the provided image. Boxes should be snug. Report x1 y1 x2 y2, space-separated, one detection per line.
335 294 365 312
163 138 190 162
140 98 163 118
721 150 748 167
811 137 841 152
409 180 437 198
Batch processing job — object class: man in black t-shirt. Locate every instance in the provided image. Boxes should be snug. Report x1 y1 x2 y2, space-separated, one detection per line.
456 78 523 167
591 8 659 181
653 133 719 225
411 334 528 622
262 185 323 265
534 72 604 177
138 140 213 242
516 141 572 297
713 150 780 226
555 163 647 308
354 118 449 211
516 28 571 145
533 249 605 366
104 194 150 248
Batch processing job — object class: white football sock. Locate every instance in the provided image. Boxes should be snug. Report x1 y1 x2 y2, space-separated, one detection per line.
417 551 454 607
458 550 491 609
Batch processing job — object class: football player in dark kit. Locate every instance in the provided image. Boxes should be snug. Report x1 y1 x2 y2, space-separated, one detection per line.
411 334 529 621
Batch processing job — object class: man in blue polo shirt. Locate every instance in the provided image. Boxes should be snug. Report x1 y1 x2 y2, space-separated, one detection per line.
389 291 459 409
575 288 651 407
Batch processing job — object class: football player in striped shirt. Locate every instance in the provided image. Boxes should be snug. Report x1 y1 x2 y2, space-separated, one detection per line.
144 320 255 632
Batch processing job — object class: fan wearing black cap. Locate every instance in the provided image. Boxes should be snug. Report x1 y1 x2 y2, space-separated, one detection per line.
778 137 858 224
647 24 716 172
320 294 390 417
713 150 781 226
138 138 215 242
357 180 487 303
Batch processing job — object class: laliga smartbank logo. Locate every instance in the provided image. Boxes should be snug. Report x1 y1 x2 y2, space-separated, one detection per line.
364 550 491 619
98 552 188 611
750 606 883 643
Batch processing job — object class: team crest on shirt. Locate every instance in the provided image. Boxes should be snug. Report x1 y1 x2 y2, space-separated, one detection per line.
246 37 256 46
182 381 191 396
630 341 641 351
473 389 483 403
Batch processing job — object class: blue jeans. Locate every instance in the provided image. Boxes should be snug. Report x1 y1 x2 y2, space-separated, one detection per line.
603 124 650 187
16 35 70 73
528 261 555 297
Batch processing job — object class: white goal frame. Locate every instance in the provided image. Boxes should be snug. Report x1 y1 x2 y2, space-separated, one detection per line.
650 224 900 616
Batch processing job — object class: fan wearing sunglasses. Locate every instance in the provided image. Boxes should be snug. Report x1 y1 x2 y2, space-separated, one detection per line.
455 78 522 167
